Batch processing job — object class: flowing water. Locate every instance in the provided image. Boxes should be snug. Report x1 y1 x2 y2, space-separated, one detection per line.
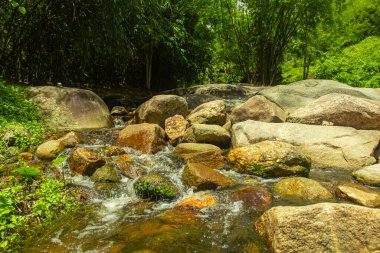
22 126 360 253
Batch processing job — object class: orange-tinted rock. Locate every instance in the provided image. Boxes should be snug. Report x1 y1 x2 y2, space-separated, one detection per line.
183 163 234 190
69 148 106 176
336 182 380 207
105 146 126 157
227 185 272 212
176 192 218 209
19 152 33 160
114 154 143 179
180 150 225 170
59 131 83 147
165 115 188 145
117 123 166 154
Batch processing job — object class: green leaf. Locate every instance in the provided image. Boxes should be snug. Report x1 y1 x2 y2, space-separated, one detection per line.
9 0 19 8
51 155 68 168
18 6 26 15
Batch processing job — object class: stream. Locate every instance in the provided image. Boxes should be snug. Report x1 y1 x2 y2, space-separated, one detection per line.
22 125 356 253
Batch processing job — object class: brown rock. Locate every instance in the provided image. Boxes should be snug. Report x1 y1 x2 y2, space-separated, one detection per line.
69 148 106 176
231 95 288 124
176 192 218 209
186 100 227 126
174 143 222 156
19 152 33 160
59 131 83 147
165 115 188 145
104 146 126 157
114 154 143 179
183 124 231 148
36 140 65 160
227 185 272 212
117 123 166 154
180 151 225 170
183 163 234 190
336 182 380 207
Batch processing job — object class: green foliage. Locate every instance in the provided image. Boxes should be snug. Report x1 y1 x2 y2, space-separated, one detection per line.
51 155 68 168
12 162 40 182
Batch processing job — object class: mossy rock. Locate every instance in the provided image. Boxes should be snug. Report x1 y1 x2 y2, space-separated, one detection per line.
91 164 121 182
134 174 178 200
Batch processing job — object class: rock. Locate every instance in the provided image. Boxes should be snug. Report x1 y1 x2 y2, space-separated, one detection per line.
183 124 231 148
58 131 83 148
176 192 218 209
104 146 126 157
111 106 128 115
274 177 334 203
114 154 143 179
232 121 380 170
91 164 121 182
336 182 380 207
352 164 380 186
255 203 380 253
117 123 166 154
259 79 380 113
182 163 234 190
227 186 272 212
36 140 65 160
174 143 222 156
288 93 380 130
19 152 33 160
231 95 287 124
227 141 311 178
165 115 188 145
69 148 106 176
134 174 178 200
1 125 28 146
186 100 227 126
180 151 225 170
134 95 188 127
27 86 113 130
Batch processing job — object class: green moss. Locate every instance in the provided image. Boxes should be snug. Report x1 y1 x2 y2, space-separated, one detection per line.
134 175 177 200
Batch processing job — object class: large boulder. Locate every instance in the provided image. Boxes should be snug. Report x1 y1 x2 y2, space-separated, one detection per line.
133 95 188 127
259 79 380 113
183 163 234 190
134 174 178 200
274 177 334 203
256 203 380 253
183 124 231 148
186 100 227 126
117 123 166 154
288 93 380 130
336 182 380 207
227 141 311 178
165 115 188 145
232 121 380 170
174 143 222 156
352 164 380 186
28 86 113 130
231 95 287 124
69 148 106 176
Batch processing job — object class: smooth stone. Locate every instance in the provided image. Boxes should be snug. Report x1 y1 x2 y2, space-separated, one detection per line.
174 143 222 156
91 164 121 182
114 154 143 179
180 150 225 170
227 185 272 212
352 164 380 186
58 131 83 148
186 100 227 126
176 192 218 209
183 124 231 148
69 147 106 176
336 182 380 207
36 140 65 160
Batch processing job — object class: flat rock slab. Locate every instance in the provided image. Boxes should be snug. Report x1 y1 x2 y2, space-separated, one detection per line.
232 121 380 170
352 164 380 186
336 182 380 207
256 203 380 253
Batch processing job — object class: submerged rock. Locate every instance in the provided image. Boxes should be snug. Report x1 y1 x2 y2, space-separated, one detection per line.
352 164 380 186
174 143 222 156
117 123 166 154
182 163 234 190
114 153 143 179
186 100 227 126
274 177 334 203
336 182 380 207
58 131 83 147
256 203 380 253
176 192 218 209
232 120 380 170
134 174 178 200
231 95 287 124
36 140 65 160
134 95 188 128
180 150 225 170
69 148 106 176
183 124 231 148
227 141 311 178
227 185 272 212
104 146 126 157
91 164 121 182
165 115 188 145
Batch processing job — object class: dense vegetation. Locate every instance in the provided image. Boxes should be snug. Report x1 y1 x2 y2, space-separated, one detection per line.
0 0 378 89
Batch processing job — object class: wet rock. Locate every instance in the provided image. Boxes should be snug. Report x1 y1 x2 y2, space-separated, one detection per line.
231 95 287 124
69 148 106 176
134 95 188 127
27 86 113 130
186 100 227 126
36 140 65 160
227 186 272 212
174 143 222 156
165 115 188 145
352 164 380 186
336 182 380 207
176 192 218 209
232 120 380 170
274 177 334 203
180 150 225 170
114 154 143 179
111 106 128 115
255 203 380 253
58 131 83 147
19 152 33 160
183 163 234 190
91 164 121 182
134 174 178 200
228 141 311 178
288 93 380 130
183 124 231 148
117 123 166 154
104 146 126 157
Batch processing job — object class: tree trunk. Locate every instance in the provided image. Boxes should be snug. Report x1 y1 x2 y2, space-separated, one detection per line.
145 45 153 90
